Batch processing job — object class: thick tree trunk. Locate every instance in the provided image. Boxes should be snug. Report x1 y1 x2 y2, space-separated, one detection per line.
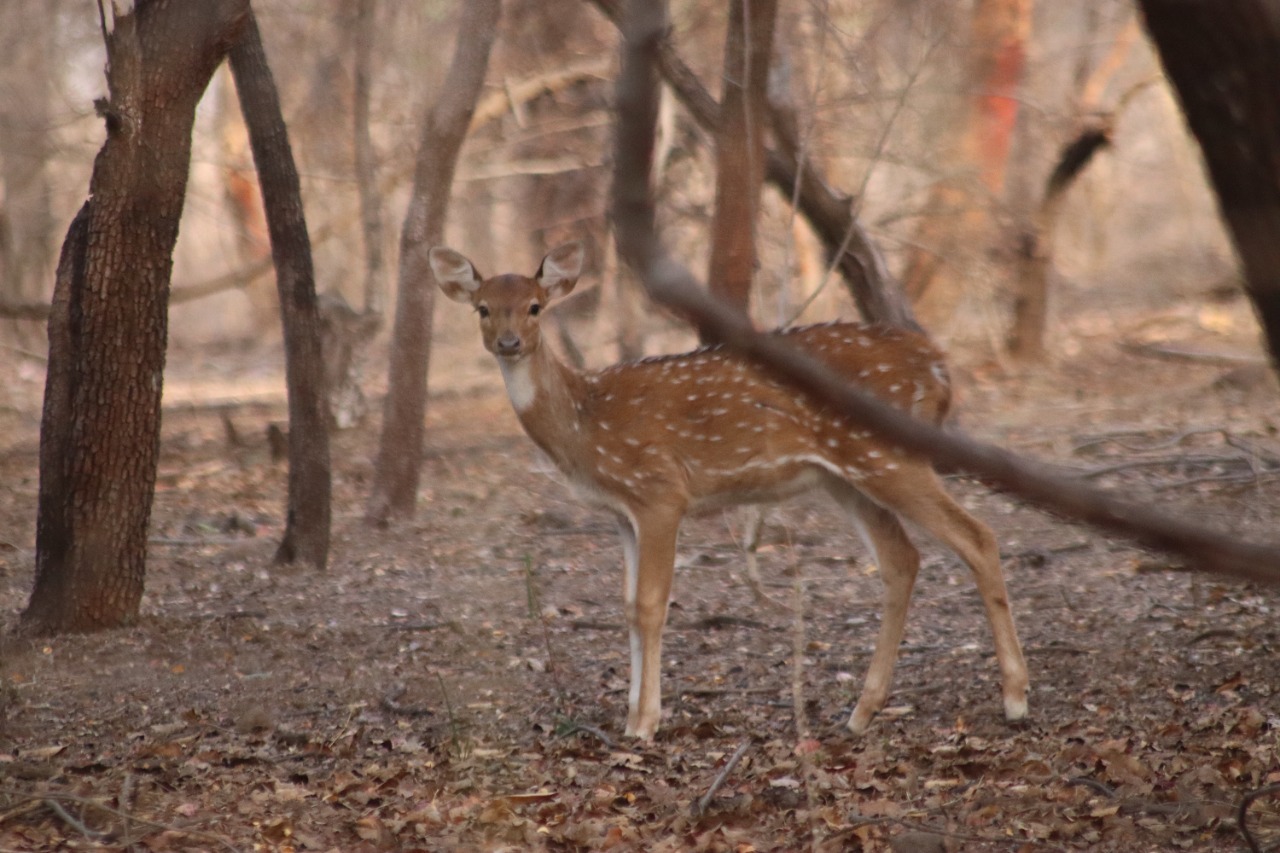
22 0 249 635
705 0 778 323
366 0 501 525
229 10 331 569
1139 0 1280 375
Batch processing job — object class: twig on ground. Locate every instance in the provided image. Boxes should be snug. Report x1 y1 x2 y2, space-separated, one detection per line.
118 772 136 844
689 614 770 630
1154 469 1280 491
789 541 810 742
1188 628 1240 646
1117 340 1263 367
381 684 434 718
569 619 623 631
1238 782 1280 853
692 741 751 818
1079 453 1253 480
676 687 778 697
1073 426 1226 455
558 721 619 751
44 798 109 841
1065 776 1118 798
786 537 825 852
387 621 455 632
0 789 244 853
0 799 42 825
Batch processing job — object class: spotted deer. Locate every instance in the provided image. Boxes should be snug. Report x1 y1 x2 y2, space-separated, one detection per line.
431 241 1028 740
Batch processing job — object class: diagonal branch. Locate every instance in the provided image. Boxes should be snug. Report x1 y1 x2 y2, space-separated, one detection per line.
609 0 1280 586
589 0 913 327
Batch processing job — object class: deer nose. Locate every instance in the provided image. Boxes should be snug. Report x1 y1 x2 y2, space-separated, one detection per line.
494 332 522 356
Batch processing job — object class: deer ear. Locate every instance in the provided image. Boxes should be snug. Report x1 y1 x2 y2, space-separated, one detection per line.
429 247 482 303
537 241 584 301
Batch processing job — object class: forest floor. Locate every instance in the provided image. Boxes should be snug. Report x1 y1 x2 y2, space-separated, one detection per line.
0 278 1278 852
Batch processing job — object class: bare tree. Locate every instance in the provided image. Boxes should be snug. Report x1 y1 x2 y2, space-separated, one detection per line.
1139 0 1280 375
229 7 331 569
22 0 250 634
366 0 501 525
705 0 777 321
589 0 913 327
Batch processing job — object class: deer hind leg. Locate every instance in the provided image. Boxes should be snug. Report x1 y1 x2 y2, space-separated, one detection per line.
825 479 922 733
618 509 681 739
738 508 789 612
860 464 1029 725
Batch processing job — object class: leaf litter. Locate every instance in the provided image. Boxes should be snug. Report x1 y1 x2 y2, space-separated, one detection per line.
0 327 1278 851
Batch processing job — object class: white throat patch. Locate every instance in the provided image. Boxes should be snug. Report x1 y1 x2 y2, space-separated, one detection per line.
497 357 537 412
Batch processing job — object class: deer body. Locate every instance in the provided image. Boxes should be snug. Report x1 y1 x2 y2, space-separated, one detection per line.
433 242 1028 740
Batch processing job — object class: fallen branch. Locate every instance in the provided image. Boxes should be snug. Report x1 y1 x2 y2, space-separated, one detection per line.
1065 776 1118 798
1079 453 1265 480
0 789 244 853
1238 782 1280 853
609 4 1280 586
381 684 434 718
558 721 619 751
692 740 750 818
1117 339 1265 367
44 797 109 841
687 614 770 630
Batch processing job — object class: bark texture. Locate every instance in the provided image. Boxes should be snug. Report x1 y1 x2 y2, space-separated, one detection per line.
1140 0 1280 374
23 0 249 634
229 10 331 569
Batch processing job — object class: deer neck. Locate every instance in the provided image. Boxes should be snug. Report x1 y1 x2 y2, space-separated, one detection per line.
496 344 590 465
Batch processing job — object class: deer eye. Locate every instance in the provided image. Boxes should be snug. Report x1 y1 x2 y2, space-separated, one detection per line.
477 305 490 319
528 303 541 317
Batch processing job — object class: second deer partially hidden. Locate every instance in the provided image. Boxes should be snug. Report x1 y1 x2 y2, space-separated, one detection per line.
431 241 1028 740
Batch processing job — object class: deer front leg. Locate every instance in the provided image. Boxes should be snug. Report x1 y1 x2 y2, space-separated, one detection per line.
619 510 680 739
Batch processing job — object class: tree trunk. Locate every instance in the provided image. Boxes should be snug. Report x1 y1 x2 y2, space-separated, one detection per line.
229 10 331 569
0 0 57 341
366 0 501 525
705 0 778 324
588 0 914 328
353 0 385 319
22 0 249 635
1139 0 1280 375
1007 15 1140 361
900 0 1030 327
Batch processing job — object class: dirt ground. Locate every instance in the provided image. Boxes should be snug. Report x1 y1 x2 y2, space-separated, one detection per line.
0 276 1278 852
